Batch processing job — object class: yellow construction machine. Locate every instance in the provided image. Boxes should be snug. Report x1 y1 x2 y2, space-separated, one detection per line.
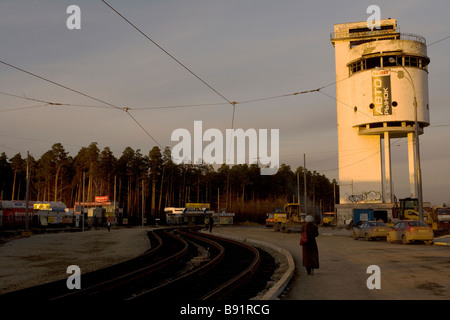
268 203 303 233
394 198 437 230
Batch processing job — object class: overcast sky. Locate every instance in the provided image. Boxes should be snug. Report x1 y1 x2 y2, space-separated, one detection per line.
0 0 449 205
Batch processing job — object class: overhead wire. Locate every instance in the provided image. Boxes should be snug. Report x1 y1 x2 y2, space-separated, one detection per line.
429 124 450 128
0 95 113 114
100 0 239 141
101 0 234 106
0 132 85 149
237 88 321 105
0 91 114 110
0 84 333 113
101 0 240 194
0 61 122 111
0 91 60 105
0 60 163 148
427 35 450 47
317 137 407 175
128 76 347 110
317 89 379 122
0 104 50 113
131 102 229 110
0 90 230 112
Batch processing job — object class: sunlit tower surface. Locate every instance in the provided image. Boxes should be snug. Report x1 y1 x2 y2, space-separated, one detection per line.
330 19 430 223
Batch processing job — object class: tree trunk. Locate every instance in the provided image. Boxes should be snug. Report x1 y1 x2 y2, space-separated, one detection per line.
127 178 131 216
55 165 61 202
12 171 16 201
151 177 156 219
158 167 165 214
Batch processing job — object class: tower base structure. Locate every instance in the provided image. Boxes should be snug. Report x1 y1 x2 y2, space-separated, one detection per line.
330 19 430 226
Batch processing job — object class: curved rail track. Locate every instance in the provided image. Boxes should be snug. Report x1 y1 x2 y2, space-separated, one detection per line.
127 229 264 301
0 227 275 301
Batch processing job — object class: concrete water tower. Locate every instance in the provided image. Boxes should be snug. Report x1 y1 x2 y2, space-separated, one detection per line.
330 19 430 223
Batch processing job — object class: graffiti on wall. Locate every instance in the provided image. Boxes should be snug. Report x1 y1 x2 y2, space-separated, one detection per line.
348 190 382 203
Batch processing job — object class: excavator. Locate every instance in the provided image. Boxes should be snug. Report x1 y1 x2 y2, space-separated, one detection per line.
266 203 303 233
393 197 437 230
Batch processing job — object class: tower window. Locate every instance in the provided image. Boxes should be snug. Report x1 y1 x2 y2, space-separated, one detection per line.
348 25 395 34
366 57 381 69
405 56 417 68
382 56 398 67
348 54 429 76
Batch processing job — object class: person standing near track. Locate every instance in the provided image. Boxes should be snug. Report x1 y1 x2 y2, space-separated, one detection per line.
208 215 214 233
301 215 319 275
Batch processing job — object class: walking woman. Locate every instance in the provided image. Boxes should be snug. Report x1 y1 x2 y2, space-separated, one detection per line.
301 215 319 275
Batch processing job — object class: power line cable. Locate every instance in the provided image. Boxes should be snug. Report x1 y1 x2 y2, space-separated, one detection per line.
0 61 123 111
0 60 163 148
0 91 114 109
0 90 229 112
0 104 50 113
0 91 59 105
430 124 450 128
0 84 331 113
98 1 450 128
0 132 84 149
0 144 23 153
101 0 240 148
427 35 450 47
237 88 321 105
101 0 234 107
101 0 245 196
132 102 229 110
317 89 379 122
125 110 162 147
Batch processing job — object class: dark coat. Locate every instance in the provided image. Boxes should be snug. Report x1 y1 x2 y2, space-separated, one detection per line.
302 222 319 269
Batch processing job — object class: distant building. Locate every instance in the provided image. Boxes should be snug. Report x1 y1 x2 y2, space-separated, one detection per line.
330 19 430 224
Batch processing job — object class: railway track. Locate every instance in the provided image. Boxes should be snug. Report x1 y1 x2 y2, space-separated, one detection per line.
126 229 266 301
0 227 276 301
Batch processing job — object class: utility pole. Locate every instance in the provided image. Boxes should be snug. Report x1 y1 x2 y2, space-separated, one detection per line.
114 175 118 226
333 181 337 225
82 171 85 232
297 169 300 209
25 151 30 233
304 154 307 216
333 181 336 212
114 175 117 206
142 179 145 226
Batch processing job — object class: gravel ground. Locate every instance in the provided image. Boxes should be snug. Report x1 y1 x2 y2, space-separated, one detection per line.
0 227 151 294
